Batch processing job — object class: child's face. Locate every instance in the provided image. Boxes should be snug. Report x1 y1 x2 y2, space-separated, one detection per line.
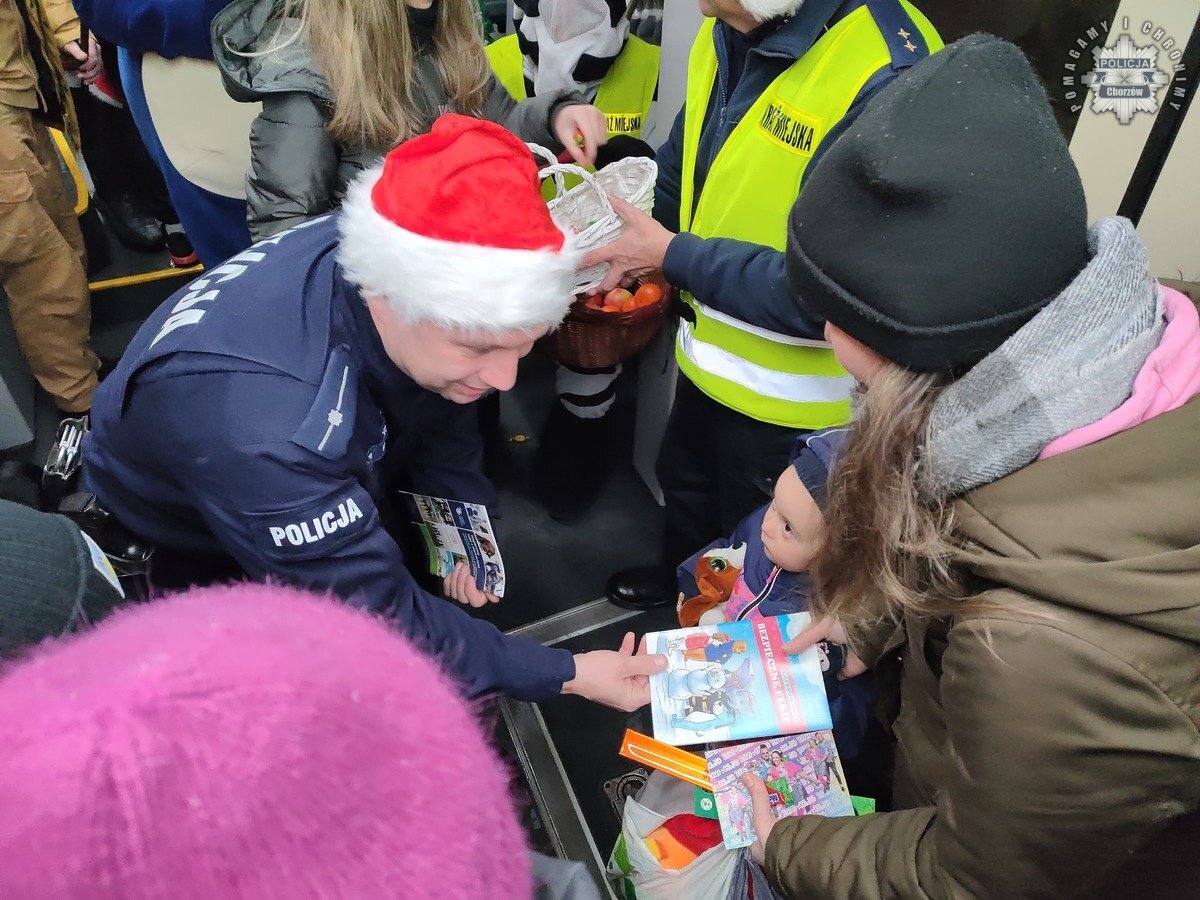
761 466 822 572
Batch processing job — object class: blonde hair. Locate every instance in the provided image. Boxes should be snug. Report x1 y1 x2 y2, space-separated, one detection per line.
812 364 968 627
288 0 491 150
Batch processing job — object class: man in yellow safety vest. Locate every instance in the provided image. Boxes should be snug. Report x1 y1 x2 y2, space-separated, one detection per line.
588 0 941 609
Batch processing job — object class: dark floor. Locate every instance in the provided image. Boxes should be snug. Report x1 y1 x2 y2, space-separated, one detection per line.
534 610 679 854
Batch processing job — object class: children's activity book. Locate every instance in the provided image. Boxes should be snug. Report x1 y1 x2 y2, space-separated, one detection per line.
646 613 832 747
705 731 854 849
404 493 505 597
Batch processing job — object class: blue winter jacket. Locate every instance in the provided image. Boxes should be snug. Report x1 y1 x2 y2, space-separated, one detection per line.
83 215 575 701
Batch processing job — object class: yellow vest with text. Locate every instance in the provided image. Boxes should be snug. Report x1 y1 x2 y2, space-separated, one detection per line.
676 4 942 429
486 33 660 140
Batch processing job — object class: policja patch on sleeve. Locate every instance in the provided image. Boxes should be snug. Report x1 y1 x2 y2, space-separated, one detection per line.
246 483 378 563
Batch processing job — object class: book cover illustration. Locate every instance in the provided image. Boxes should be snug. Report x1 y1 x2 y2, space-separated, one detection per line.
646 613 832 747
405 493 505 597
705 731 854 849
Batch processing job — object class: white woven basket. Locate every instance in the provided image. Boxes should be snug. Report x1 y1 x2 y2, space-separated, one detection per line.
529 144 658 294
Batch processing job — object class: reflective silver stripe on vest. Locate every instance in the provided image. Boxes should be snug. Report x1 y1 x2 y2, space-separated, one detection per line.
692 300 833 348
677 321 856 403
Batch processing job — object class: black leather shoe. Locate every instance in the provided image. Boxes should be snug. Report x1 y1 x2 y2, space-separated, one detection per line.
606 565 676 610
93 191 166 252
534 403 616 522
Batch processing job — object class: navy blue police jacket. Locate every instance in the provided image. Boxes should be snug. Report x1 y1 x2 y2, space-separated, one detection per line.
83 214 576 700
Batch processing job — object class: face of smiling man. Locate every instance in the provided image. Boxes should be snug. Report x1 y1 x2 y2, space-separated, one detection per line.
365 293 548 403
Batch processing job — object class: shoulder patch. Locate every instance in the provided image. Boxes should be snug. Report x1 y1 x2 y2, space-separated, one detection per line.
866 0 931 70
292 346 358 460
247 482 377 563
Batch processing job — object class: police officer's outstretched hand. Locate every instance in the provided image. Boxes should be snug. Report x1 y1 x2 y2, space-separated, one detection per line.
582 196 675 294
562 631 668 711
442 562 500 608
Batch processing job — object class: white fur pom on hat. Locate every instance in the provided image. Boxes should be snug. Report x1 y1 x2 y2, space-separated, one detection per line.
337 114 581 334
738 0 802 22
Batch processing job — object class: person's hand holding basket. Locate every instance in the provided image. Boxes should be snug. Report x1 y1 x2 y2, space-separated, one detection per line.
530 145 670 369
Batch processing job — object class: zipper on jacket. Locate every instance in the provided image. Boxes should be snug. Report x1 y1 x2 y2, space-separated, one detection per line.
736 565 783 621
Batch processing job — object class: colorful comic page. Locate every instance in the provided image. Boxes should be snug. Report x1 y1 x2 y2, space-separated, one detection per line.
705 731 854 849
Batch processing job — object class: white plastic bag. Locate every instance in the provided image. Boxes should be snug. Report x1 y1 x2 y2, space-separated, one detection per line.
607 774 739 900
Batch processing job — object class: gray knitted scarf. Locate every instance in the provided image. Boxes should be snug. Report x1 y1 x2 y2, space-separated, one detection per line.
921 217 1164 500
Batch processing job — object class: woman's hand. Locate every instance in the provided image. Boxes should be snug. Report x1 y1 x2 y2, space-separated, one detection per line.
442 562 499 608
783 615 867 680
740 773 782 865
553 103 608 166
563 631 667 711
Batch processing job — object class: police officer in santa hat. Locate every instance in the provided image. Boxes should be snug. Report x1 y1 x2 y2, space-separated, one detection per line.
82 114 667 709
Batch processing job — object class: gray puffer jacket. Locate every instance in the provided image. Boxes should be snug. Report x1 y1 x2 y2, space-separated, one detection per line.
211 0 580 241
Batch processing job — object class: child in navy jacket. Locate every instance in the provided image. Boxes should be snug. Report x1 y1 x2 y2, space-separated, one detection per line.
675 427 873 758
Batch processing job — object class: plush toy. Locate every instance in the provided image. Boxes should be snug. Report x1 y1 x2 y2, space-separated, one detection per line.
643 814 723 870
675 545 745 628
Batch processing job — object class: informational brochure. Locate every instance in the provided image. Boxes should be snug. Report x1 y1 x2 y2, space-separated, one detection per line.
405 493 505 597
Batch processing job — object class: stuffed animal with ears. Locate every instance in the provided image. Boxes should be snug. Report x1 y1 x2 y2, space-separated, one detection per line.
676 545 745 628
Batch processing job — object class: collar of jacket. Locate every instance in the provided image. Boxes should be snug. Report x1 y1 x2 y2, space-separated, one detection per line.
332 264 417 401
738 0 858 62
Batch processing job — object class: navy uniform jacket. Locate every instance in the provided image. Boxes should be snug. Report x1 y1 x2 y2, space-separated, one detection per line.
84 215 575 700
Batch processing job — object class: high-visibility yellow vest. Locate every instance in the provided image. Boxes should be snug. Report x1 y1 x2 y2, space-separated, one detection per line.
675 3 942 429
486 33 660 139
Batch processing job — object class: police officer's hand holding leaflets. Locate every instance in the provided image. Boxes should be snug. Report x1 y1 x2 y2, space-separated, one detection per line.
81 115 662 713
443 561 499 608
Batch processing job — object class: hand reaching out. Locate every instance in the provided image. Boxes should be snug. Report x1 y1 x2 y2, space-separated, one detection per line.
553 103 607 167
580 196 675 294
782 615 867 680
563 631 667 711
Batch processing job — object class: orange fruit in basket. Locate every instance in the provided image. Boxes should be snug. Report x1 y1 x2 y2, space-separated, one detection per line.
634 282 663 307
620 298 636 312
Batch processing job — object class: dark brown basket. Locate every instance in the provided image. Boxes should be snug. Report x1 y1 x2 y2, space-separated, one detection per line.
540 274 671 369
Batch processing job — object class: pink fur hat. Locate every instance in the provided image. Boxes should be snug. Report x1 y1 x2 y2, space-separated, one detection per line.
0 584 531 898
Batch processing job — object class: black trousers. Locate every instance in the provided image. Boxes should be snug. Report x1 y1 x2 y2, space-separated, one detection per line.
656 377 804 568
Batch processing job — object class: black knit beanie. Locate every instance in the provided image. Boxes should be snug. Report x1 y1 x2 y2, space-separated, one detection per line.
786 34 1089 373
0 499 125 657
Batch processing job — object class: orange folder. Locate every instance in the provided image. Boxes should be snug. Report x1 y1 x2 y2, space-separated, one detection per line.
619 729 713 792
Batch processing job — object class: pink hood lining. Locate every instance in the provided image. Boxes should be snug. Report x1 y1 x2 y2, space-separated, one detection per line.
1040 285 1200 460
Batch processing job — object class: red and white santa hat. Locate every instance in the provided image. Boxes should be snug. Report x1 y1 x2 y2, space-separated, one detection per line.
338 114 580 334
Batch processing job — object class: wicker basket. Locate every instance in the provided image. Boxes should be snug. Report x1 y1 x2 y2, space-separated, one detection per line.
540 273 672 369
528 144 658 295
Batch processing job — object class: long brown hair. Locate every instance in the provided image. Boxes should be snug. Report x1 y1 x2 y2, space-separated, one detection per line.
812 364 967 628
290 0 491 150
